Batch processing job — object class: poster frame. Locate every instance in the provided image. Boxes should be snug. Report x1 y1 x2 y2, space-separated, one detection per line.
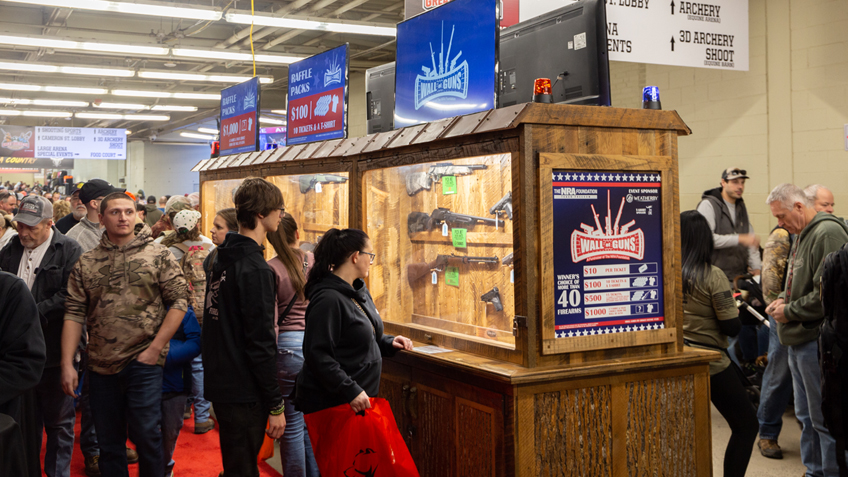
538 153 678 354
285 43 349 146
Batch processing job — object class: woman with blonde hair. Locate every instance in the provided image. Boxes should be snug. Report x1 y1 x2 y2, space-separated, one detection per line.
0 213 16 250
52 200 71 224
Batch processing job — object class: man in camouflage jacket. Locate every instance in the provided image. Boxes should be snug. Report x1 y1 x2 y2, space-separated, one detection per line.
60 192 188 477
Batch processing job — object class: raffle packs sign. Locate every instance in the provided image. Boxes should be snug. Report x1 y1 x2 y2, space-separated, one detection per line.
551 171 665 337
286 44 348 146
219 77 260 156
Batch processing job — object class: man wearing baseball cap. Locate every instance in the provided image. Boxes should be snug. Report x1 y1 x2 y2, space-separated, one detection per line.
55 183 86 235
0 195 82 477
66 179 124 253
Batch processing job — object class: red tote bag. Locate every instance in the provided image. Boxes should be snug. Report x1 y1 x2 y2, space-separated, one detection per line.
304 397 420 477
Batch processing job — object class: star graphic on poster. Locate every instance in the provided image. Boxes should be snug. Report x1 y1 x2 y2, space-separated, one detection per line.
638 175 644 181
601 174 607 181
579 173 585 181
568 331 574 337
593 174 600 181
564 173 571 180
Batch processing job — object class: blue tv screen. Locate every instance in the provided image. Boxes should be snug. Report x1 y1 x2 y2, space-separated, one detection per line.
394 0 497 128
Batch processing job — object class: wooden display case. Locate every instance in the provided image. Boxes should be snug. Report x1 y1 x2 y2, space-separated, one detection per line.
197 103 718 477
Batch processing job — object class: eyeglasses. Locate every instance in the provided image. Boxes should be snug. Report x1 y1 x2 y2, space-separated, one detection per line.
359 251 376 264
278 207 286 214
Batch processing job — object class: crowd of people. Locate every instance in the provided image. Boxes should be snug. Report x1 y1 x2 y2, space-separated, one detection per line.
0 176 411 477
683 168 847 477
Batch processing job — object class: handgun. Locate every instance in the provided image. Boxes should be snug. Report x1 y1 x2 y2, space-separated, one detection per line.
481 286 504 312
488 191 513 220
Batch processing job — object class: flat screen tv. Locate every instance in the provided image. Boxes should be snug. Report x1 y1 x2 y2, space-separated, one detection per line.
366 62 395 134
498 0 610 107
394 0 498 128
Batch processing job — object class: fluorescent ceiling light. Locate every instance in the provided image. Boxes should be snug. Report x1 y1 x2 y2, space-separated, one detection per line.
172 48 302 65
225 12 397 37
94 102 150 110
0 109 22 116
271 109 287 115
0 97 89 107
151 105 197 111
123 114 169 121
77 112 123 119
138 71 272 84
112 90 220 100
23 110 73 117
0 34 168 56
180 132 215 140
126 130 132 135
46 86 109 94
4 0 222 21
76 112 170 121
259 117 285 125
0 60 134 77
197 127 219 134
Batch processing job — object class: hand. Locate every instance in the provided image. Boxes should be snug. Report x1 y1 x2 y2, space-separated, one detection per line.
350 391 371 413
61 363 79 398
266 413 286 439
750 269 761 276
765 298 784 316
771 304 788 323
392 335 413 350
136 347 160 365
738 234 760 248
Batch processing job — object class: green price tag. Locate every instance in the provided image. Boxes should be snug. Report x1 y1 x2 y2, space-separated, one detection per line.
452 228 467 248
442 175 457 195
445 266 460 287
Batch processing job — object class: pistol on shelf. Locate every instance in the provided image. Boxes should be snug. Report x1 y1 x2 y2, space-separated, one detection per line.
481 286 504 312
488 191 513 220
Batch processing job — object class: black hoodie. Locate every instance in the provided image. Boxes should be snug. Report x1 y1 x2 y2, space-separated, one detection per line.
202 233 283 411
294 274 397 414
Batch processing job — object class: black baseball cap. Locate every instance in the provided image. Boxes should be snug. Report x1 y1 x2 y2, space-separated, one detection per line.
79 179 125 204
70 182 85 197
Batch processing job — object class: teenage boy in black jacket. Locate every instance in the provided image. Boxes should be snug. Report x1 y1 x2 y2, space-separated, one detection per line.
203 177 286 476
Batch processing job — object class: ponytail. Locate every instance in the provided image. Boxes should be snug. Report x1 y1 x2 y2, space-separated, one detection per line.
305 228 369 298
268 213 306 299
0 213 15 231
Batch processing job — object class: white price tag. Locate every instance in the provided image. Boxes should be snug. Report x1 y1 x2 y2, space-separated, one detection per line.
315 182 322 193
510 269 515 284
432 271 438 285
442 223 449 236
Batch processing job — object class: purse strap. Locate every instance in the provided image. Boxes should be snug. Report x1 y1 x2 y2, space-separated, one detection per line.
277 297 298 328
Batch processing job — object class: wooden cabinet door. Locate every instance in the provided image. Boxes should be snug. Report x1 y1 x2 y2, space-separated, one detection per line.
406 369 506 477
378 360 411 446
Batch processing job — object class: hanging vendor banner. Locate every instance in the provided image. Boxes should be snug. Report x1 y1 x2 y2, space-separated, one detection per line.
0 156 75 169
1 125 35 157
220 76 260 156
35 127 126 159
286 44 349 146
551 170 665 337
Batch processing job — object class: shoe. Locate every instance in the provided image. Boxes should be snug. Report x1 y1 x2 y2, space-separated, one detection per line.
195 419 215 434
84 455 101 477
183 407 192 420
758 438 783 459
126 446 139 464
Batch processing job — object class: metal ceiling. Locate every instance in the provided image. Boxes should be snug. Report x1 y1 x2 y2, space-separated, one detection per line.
0 0 401 140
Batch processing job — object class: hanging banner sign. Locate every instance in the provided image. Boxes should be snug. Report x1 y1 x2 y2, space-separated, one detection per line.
35 127 126 159
1 125 35 157
220 77 260 156
0 157 75 169
286 44 349 146
551 170 665 337
518 0 748 70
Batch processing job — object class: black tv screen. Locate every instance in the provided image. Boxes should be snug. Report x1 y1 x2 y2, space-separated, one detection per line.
498 0 610 107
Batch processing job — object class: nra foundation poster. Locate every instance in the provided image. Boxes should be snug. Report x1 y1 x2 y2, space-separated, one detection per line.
551 170 665 338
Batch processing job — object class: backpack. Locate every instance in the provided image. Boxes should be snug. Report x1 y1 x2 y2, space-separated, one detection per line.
174 242 211 326
819 243 848 474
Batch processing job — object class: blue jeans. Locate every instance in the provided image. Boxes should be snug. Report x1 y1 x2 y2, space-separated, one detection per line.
35 366 76 477
89 361 164 477
186 354 210 422
788 339 839 476
161 393 187 476
757 316 793 440
276 331 320 477
79 365 99 458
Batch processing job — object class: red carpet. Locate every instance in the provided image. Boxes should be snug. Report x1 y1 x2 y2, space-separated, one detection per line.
41 411 283 477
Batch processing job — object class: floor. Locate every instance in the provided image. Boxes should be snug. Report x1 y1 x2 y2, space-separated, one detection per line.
711 404 807 477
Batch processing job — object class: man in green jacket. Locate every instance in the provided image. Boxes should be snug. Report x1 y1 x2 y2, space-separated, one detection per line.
766 183 848 477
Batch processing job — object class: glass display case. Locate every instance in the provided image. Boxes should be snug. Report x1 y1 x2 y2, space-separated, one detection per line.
363 153 515 348
267 172 350 251
200 178 242 238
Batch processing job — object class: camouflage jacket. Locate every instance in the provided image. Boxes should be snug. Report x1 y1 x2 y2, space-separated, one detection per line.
762 227 791 305
64 223 189 374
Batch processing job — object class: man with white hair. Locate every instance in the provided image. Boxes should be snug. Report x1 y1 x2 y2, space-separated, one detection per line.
805 184 835 214
765 183 848 477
